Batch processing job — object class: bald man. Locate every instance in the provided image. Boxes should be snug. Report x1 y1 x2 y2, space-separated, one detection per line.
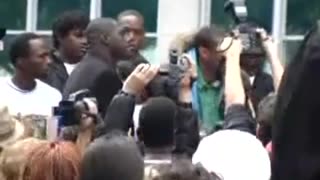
63 18 131 116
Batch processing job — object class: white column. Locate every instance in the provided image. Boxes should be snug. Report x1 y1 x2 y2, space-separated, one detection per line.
156 0 202 64
90 0 102 20
272 0 288 61
26 0 38 31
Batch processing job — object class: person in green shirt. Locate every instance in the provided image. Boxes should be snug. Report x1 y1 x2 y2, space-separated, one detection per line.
189 25 226 135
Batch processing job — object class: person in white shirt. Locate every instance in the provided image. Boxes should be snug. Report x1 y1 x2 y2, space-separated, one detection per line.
0 33 61 117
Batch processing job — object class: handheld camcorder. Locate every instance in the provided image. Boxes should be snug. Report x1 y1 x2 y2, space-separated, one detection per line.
224 0 265 56
116 49 192 102
53 89 98 127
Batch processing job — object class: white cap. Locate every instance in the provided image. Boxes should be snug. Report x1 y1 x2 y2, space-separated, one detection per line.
192 130 271 180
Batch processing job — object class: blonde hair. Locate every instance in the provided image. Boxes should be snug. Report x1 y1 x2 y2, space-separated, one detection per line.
169 32 195 55
23 141 81 180
0 138 45 180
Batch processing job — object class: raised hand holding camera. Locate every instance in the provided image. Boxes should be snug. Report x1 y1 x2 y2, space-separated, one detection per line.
122 64 159 96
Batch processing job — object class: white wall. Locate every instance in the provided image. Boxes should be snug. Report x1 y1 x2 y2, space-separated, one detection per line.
156 0 203 64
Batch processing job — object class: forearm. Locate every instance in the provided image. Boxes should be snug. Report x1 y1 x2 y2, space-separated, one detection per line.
268 52 284 91
225 56 245 109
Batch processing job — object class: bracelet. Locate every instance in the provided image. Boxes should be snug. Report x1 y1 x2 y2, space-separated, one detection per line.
177 101 192 108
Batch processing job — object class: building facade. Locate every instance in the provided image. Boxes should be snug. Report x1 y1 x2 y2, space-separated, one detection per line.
0 0 319 75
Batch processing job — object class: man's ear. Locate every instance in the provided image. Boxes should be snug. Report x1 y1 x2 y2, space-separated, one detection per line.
15 57 25 69
100 34 110 46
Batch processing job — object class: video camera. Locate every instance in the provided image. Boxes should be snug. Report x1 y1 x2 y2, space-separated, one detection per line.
53 89 98 127
224 0 265 56
116 50 190 101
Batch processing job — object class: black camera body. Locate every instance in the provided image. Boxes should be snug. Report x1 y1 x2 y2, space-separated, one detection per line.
225 0 265 56
54 89 97 127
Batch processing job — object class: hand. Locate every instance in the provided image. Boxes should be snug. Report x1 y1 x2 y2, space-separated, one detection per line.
256 28 279 59
122 64 159 95
179 54 197 90
225 32 243 61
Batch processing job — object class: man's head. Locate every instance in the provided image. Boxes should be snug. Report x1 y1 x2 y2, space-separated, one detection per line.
118 10 145 55
81 131 144 180
86 18 132 59
256 93 277 145
52 10 89 63
10 33 50 79
193 25 225 72
138 97 177 148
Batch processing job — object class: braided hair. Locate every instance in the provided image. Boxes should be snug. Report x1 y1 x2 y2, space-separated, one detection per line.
23 141 81 180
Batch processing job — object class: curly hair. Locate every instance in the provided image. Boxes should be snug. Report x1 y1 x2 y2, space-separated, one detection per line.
23 141 81 180
0 138 45 180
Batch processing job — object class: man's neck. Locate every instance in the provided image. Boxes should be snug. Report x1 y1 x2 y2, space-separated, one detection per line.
12 71 36 91
202 65 217 83
56 49 77 64
88 46 113 64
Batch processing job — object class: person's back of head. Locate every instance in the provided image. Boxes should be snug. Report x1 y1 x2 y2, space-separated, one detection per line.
0 138 45 180
256 93 277 145
138 97 177 148
85 18 117 48
23 141 81 180
272 21 320 180
81 131 144 180
145 159 220 180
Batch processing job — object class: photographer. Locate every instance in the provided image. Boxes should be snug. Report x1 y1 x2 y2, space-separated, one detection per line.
187 25 252 135
238 23 283 111
104 62 200 157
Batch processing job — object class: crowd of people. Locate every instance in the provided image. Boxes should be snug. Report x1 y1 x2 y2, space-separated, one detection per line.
0 7 318 180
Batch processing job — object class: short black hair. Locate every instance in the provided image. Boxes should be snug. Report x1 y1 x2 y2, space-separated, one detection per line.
192 25 225 49
9 33 41 66
139 97 177 148
145 159 221 180
85 18 117 47
52 10 89 48
81 131 144 180
117 9 144 22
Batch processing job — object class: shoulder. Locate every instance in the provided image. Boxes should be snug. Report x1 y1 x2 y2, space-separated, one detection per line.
36 80 62 99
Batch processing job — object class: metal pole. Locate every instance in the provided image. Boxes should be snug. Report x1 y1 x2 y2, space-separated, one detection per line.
26 0 38 32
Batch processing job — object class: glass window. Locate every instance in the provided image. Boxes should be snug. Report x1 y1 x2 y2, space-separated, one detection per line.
211 0 273 31
0 35 19 76
284 40 302 64
287 0 320 35
0 0 26 29
102 0 158 32
37 0 90 30
141 37 157 64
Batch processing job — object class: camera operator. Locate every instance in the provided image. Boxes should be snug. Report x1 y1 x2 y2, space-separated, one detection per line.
238 23 283 110
188 25 251 135
104 62 200 157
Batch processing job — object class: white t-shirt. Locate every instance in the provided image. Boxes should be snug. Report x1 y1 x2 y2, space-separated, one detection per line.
64 62 78 75
0 78 62 116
